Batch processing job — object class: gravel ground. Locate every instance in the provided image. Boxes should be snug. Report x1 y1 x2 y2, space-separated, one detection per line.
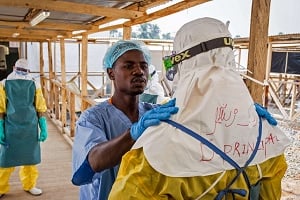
277 119 300 199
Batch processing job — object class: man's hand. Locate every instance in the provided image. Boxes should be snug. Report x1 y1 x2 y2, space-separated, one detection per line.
130 98 179 141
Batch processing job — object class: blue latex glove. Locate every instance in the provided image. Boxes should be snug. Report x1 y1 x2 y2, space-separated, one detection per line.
130 98 179 140
38 117 48 142
254 103 277 126
0 119 4 144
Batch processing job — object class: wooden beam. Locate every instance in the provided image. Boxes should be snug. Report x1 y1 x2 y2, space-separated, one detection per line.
0 36 47 42
0 21 92 31
0 0 143 19
0 27 69 37
90 0 210 35
137 0 170 9
124 0 211 26
246 0 271 104
91 0 170 26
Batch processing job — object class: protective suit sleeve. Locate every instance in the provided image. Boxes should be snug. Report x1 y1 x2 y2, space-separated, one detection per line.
35 88 47 113
0 83 6 113
38 116 48 142
130 98 178 140
0 119 4 144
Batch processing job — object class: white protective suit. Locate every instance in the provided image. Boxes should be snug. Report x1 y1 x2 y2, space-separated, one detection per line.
140 64 168 104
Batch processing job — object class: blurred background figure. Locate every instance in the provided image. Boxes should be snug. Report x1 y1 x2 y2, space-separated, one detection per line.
0 58 48 198
139 64 168 104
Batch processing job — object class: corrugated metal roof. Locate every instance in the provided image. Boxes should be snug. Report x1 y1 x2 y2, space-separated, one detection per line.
0 0 211 42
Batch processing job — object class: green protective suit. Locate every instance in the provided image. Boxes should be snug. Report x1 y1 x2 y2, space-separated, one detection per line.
139 93 158 104
0 79 40 167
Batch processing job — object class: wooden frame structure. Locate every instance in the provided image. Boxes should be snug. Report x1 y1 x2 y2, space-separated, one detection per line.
234 33 300 121
0 0 212 138
0 0 299 140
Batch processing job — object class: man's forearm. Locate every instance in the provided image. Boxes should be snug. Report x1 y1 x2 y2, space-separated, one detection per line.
88 129 135 172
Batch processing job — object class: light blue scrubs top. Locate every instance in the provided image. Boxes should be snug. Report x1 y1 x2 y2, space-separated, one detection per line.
72 100 153 200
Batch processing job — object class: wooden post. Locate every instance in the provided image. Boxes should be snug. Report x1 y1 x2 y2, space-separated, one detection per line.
39 42 48 108
246 0 271 104
60 38 67 130
70 93 76 137
123 25 132 40
54 84 60 120
48 41 54 113
290 82 297 119
39 42 44 77
264 41 273 107
25 42 28 59
80 33 88 110
108 25 132 96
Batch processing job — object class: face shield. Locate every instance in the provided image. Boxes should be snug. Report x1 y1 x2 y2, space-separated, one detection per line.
163 37 234 81
15 67 30 76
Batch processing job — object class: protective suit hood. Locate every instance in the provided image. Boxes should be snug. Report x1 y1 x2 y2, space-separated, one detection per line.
132 17 290 177
15 58 29 70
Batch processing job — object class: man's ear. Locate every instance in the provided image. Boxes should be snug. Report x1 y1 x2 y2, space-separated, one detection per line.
107 68 115 80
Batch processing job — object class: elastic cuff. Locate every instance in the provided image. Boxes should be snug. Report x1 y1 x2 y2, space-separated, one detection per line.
71 157 95 186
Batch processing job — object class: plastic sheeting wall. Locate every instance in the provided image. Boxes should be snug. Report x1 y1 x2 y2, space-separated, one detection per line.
271 52 300 74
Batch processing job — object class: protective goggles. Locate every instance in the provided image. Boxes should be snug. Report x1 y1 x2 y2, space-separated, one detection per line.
163 37 233 81
16 67 30 73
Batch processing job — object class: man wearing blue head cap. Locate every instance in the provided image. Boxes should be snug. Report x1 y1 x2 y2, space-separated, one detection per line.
71 40 178 200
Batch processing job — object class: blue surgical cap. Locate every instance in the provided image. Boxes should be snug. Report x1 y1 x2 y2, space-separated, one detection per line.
103 40 151 69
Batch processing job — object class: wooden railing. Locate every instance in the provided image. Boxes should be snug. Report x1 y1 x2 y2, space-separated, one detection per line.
40 71 111 141
40 69 300 143
268 74 300 121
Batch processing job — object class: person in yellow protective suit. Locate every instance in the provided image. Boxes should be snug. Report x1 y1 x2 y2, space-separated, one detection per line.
108 17 291 200
0 58 48 198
